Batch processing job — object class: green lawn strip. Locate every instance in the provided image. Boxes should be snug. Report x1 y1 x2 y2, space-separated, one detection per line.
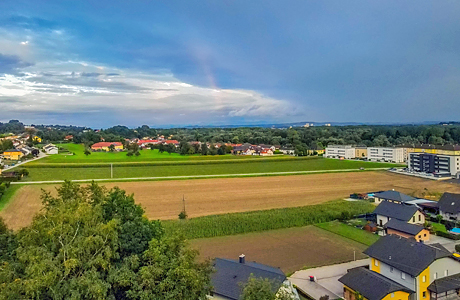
431 222 447 233
315 220 380 246
163 201 375 239
0 185 22 211
14 158 400 182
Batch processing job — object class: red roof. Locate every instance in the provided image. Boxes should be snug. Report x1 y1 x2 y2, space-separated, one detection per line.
137 139 159 145
164 140 179 144
91 142 122 148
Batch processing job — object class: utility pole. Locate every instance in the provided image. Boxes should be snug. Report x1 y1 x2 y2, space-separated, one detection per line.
354 250 356 261
182 194 186 213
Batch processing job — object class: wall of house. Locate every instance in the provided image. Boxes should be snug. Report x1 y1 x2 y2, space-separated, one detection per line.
378 261 416 292
381 290 411 300
407 211 425 225
429 257 460 283
377 215 390 226
416 267 430 300
386 229 413 239
370 258 381 273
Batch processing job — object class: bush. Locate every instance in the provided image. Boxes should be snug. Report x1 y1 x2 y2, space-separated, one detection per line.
455 244 460 253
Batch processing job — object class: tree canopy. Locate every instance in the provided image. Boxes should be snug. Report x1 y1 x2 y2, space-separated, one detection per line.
0 181 212 300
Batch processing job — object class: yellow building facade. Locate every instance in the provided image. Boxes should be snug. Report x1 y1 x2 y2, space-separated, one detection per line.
3 150 23 160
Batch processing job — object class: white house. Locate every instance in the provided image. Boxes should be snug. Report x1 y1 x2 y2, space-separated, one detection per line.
43 144 58 155
325 145 355 159
367 147 405 163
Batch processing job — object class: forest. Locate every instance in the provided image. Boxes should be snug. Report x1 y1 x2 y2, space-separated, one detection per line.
2 120 460 150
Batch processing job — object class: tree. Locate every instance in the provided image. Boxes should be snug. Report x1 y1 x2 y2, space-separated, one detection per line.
241 275 296 300
0 181 212 299
158 143 165 153
201 144 208 156
108 144 115 152
84 148 91 156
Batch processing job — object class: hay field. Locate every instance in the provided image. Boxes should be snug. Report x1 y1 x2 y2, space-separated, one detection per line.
2 171 460 230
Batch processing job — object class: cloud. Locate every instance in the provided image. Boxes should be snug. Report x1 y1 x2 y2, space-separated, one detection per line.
0 60 299 126
0 53 34 74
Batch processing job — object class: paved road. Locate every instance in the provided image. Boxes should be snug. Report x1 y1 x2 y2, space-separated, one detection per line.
2 152 47 170
11 167 391 185
289 259 369 300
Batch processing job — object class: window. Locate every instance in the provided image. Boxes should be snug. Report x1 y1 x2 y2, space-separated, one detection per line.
423 292 426 298
401 272 406 279
419 235 422 239
445 270 449 276
422 275 426 283
390 267 394 273
391 293 395 298
419 215 421 221
374 259 379 267
412 216 415 222
424 234 427 237
434 272 437 279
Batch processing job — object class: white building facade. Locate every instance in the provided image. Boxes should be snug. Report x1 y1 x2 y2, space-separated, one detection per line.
367 147 405 163
325 145 356 159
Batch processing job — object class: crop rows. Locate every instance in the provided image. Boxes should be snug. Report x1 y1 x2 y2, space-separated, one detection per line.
163 200 375 239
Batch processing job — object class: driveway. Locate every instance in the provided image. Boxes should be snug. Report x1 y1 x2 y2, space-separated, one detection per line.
289 259 369 300
427 235 460 253
2 152 47 170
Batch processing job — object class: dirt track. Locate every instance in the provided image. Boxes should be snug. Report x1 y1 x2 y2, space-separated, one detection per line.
2 171 460 230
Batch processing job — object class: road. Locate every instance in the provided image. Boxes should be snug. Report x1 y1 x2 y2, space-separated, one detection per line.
10 167 391 185
2 152 47 170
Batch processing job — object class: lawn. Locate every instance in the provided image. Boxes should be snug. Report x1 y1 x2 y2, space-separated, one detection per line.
17 158 398 181
315 220 380 246
431 222 447 233
28 143 284 164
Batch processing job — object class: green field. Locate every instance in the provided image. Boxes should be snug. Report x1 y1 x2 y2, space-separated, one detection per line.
315 220 380 246
16 157 399 181
29 143 282 164
163 201 375 239
432 222 447 233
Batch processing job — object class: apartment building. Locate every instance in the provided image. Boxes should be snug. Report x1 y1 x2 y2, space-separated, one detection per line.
325 145 355 159
408 153 460 177
355 146 367 159
339 235 460 300
367 147 405 163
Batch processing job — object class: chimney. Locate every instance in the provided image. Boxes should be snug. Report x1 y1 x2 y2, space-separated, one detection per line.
239 254 245 264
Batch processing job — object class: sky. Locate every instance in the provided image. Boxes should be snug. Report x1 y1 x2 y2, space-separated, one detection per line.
1 1 460 128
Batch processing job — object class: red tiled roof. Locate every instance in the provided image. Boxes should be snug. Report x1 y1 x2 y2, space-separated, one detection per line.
137 139 159 145
164 140 179 144
91 142 122 148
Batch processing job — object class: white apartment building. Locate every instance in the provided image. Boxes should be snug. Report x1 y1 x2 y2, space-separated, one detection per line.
367 147 405 163
325 145 355 159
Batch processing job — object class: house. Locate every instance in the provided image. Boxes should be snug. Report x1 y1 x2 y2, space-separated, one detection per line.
373 190 416 204
43 144 59 154
259 149 273 156
280 146 295 155
232 143 253 155
438 192 460 221
137 139 159 149
2 149 24 160
163 140 180 147
91 142 124 151
373 201 425 227
339 234 460 300
363 222 378 233
325 145 356 159
64 135 73 141
211 255 300 300
32 136 42 143
384 219 429 242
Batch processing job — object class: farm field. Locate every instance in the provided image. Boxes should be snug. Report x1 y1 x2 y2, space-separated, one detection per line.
315 221 380 246
191 226 369 274
3 171 460 230
18 157 398 181
29 143 290 164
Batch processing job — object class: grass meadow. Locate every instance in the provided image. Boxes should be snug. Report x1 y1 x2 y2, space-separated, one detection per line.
315 220 380 246
18 157 398 181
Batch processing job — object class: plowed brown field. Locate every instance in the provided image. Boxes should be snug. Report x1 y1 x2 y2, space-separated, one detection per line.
2 171 460 230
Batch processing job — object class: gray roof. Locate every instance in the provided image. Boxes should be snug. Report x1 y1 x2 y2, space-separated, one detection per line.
373 201 420 222
374 190 416 203
211 258 286 300
364 235 452 277
428 273 460 293
339 267 413 300
384 219 425 236
438 193 460 215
